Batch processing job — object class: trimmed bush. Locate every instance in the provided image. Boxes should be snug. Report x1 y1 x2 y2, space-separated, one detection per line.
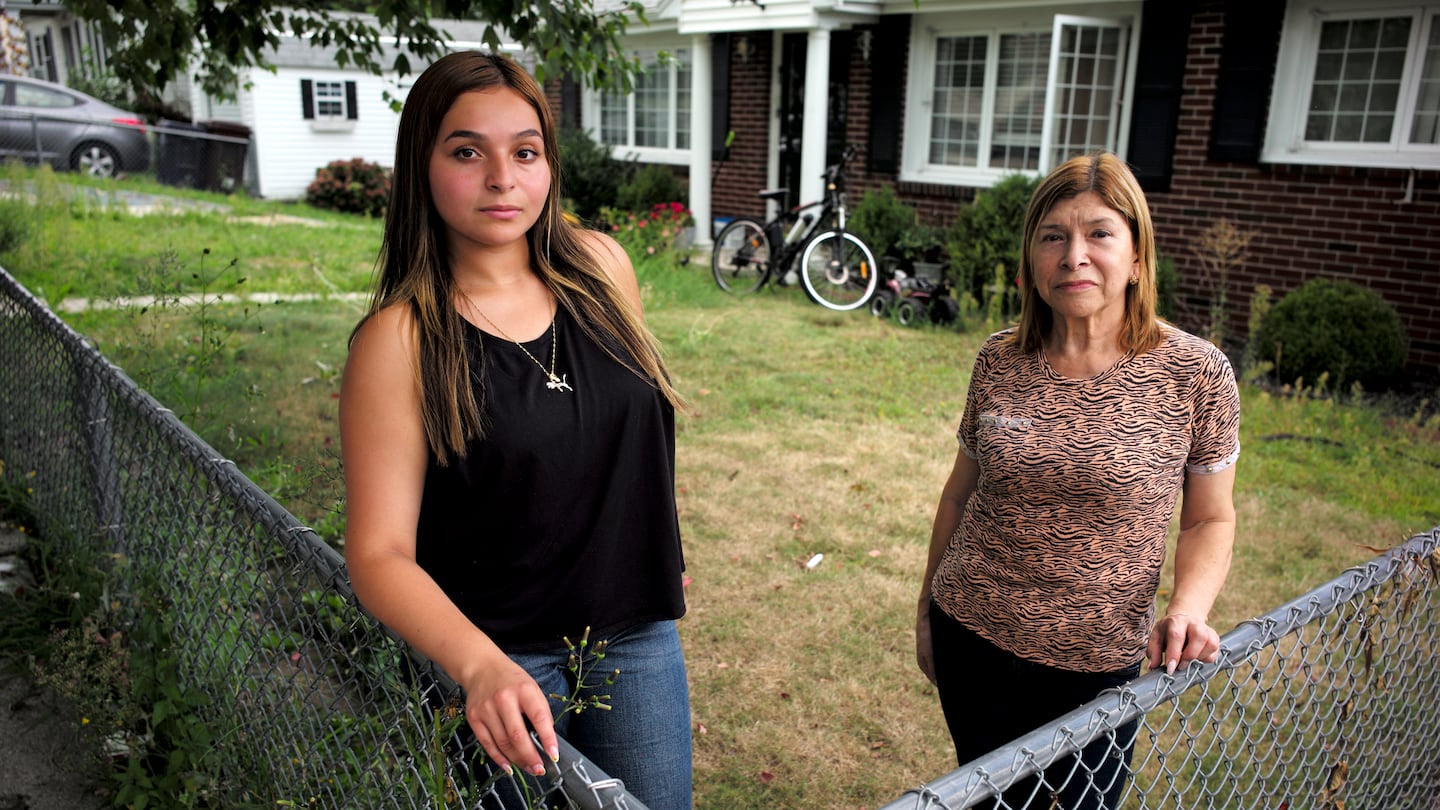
849 185 916 260
559 127 623 223
1156 254 1179 321
944 173 1039 306
616 163 686 213
1252 277 1407 391
304 158 391 218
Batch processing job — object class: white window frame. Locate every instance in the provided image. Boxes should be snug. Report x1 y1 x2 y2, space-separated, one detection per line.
582 41 692 165
900 4 1141 188
313 80 347 120
1264 0 1440 168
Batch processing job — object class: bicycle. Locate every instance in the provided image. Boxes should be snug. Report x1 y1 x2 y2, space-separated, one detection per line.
710 145 879 312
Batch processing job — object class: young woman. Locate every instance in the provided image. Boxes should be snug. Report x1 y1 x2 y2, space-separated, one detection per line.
916 153 1240 809
340 51 692 808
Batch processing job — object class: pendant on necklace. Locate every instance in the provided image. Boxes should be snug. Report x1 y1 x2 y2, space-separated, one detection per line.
546 373 573 392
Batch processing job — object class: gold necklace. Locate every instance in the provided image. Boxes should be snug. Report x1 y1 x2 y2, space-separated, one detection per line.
470 304 573 393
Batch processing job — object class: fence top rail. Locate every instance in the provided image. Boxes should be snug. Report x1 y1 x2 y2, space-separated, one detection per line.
877 525 1440 810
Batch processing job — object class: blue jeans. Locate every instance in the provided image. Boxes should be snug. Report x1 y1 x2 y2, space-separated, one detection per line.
929 601 1140 810
510 620 693 810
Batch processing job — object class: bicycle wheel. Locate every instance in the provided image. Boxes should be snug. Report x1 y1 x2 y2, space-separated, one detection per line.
711 218 770 294
798 230 879 311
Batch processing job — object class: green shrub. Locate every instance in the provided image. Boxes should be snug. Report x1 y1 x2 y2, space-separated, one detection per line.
1156 254 1178 320
616 163 686 213
849 185 916 259
944 173 1038 306
559 127 623 223
303 158 391 218
0 196 35 256
1252 277 1407 391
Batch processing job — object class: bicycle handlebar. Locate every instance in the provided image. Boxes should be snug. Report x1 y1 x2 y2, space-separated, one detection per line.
824 144 859 185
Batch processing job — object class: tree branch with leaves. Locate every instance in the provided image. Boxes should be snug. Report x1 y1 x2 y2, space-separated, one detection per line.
60 0 647 103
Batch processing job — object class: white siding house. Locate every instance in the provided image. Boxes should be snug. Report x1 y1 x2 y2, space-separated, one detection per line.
161 19 514 200
206 60 408 200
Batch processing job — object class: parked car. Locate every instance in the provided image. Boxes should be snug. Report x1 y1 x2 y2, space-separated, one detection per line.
0 75 150 178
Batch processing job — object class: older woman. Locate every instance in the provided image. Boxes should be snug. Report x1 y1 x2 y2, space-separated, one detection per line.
916 153 1240 809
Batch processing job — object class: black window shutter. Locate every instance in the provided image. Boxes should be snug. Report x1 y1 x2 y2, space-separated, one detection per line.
867 15 909 175
301 78 314 120
1126 1 1193 192
711 33 732 162
560 75 581 131
345 81 358 120
1209 0 1286 163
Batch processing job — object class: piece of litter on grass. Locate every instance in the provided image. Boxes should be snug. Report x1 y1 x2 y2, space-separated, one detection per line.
805 553 824 569
868 549 882 557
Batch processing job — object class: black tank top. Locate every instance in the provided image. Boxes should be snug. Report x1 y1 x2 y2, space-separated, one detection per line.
415 306 686 652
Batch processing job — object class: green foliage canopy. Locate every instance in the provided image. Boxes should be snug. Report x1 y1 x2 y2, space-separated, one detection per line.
63 0 649 103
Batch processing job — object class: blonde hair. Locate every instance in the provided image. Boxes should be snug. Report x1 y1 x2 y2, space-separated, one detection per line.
353 51 683 465
1012 152 1164 355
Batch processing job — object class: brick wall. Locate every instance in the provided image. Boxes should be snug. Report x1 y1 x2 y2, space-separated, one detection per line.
1149 7 1440 373
711 35 775 221
852 7 1440 373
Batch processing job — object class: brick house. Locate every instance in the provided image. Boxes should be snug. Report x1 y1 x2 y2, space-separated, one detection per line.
566 0 1439 373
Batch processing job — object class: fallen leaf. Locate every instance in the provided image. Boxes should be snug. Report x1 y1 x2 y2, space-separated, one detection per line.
760 772 774 784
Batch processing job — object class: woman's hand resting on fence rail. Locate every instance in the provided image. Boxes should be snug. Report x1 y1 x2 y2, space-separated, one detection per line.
1147 612 1222 676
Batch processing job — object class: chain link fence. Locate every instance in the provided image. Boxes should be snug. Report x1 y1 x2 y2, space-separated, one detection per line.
881 532 1440 809
5 258 1438 810
0 266 647 808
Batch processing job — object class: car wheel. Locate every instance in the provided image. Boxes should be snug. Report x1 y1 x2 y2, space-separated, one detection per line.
73 141 121 178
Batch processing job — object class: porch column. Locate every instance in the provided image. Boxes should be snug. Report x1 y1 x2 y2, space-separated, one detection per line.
799 28 831 209
688 33 714 249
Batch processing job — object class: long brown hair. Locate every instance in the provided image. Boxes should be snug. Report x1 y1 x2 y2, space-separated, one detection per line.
353 51 683 465
1012 152 1164 355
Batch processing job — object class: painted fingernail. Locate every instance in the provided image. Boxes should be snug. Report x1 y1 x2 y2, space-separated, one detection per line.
549 746 560 762
1166 659 1177 675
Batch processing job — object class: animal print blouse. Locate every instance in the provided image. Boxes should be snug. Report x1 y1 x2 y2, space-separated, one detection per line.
930 324 1241 672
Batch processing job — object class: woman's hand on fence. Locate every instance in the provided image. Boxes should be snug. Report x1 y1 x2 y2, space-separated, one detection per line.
464 661 559 777
1146 612 1221 675
915 598 938 685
